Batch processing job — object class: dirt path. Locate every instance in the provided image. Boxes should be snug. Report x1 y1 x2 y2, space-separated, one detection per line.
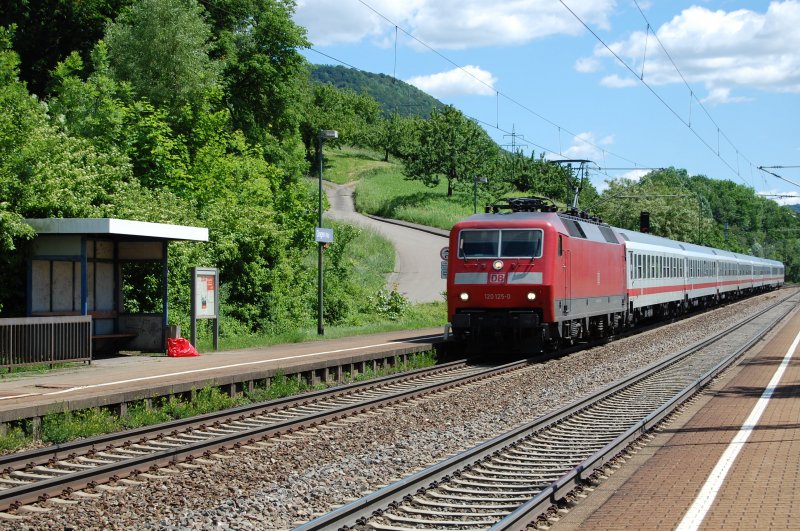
322 181 448 304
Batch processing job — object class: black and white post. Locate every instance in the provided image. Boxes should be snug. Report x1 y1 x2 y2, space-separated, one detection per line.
317 129 338 335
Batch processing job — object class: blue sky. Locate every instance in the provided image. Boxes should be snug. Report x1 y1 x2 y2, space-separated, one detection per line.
293 1 800 205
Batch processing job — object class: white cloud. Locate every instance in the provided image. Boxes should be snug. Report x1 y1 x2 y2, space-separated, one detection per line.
575 57 601 73
618 169 649 181
579 1 800 99
294 0 616 50
562 131 615 161
600 74 637 88
406 65 497 97
701 87 751 105
293 0 403 46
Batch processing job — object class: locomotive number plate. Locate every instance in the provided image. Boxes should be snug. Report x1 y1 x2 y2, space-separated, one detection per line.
484 293 512 300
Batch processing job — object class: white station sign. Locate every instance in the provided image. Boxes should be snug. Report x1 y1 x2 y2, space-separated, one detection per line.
315 227 334 243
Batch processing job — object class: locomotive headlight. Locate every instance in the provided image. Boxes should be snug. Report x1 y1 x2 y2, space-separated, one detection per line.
527 292 537 301
492 259 504 270
459 292 470 302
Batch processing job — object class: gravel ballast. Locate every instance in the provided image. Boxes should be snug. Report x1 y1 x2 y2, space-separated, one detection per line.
11 290 793 530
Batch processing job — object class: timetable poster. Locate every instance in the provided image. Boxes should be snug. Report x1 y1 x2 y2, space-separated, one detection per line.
195 271 217 318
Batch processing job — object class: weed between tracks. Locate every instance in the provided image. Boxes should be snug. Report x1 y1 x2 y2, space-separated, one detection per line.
0 351 437 452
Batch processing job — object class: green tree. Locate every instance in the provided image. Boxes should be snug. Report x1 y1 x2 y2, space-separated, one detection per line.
105 0 219 115
0 28 203 314
0 0 129 96
368 112 420 162
0 26 37 265
594 169 702 243
300 83 383 166
220 0 309 168
402 106 499 197
502 151 580 205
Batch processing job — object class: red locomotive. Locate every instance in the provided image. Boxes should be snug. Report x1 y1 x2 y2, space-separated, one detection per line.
446 197 784 348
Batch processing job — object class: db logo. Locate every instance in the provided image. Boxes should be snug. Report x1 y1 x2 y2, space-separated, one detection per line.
488 273 506 284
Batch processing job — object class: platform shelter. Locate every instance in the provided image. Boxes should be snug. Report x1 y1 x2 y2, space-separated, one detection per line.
24 218 208 353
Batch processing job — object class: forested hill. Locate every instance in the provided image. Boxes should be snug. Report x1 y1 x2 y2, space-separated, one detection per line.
310 64 443 118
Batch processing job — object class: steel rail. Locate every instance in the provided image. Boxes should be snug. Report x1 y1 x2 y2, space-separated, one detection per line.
491 294 798 529
0 309 683 512
293 292 797 530
0 359 532 512
0 295 713 503
0 359 469 471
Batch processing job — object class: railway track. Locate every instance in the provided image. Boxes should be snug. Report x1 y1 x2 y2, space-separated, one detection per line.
0 359 529 514
0 299 703 515
294 294 798 530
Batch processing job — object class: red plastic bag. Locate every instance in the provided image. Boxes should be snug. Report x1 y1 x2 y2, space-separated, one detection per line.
167 337 200 357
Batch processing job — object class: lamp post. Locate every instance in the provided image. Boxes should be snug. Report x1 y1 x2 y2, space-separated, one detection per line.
473 176 488 213
317 129 338 335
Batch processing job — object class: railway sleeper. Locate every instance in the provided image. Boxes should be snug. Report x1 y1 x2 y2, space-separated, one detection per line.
412 496 520 511
381 512 498 526
425 491 537 503
398 506 512 518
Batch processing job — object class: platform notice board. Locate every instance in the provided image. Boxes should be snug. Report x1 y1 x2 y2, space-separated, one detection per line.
191 267 219 350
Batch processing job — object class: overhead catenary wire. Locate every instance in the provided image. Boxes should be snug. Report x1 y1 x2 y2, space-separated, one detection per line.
560 0 754 188
631 0 752 172
757 167 800 190
355 0 644 171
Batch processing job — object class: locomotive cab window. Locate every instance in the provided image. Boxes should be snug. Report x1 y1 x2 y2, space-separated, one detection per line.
458 229 543 258
459 230 499 257
500 230 543 257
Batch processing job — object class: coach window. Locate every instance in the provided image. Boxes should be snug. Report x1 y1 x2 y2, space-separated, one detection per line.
558 235 563 256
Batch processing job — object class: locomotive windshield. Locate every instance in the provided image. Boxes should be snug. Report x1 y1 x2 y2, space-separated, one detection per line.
459 229 542 258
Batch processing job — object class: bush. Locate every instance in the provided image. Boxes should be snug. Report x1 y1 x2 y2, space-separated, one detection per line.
41 408 121 444
0 426 30 453
371 286 409 320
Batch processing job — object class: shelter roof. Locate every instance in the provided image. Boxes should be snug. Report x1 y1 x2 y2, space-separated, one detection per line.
24 218 208 242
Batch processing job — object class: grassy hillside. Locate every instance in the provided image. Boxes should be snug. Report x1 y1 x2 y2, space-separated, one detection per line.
324 146 475 230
